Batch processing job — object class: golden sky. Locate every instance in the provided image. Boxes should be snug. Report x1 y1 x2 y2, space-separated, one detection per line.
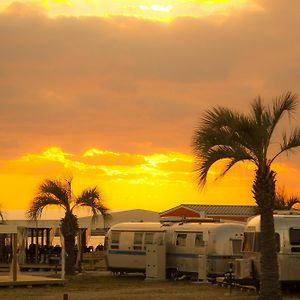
0 1 259 21
1 0 300 218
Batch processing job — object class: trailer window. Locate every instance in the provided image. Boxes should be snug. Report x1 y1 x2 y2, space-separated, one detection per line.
290 228 300 245
176 233 187 247
133 232 143 250
195 233 205 247
231 239 242 254
289 228 300 246
145 232 154 245
110 231 120 249
243 232 254 252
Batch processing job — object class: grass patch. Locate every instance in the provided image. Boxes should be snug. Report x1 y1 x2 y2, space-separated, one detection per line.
0 272 260 300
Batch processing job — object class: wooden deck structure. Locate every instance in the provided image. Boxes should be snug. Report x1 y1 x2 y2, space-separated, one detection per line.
0 263 61 272
0 225 65 287
0 274 65 287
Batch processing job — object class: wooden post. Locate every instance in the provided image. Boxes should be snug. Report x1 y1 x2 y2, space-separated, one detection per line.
77 229 82 273
46 228 50 247
41 228 44 247
31 228 34 245
35 229 39 264
12 233 18 282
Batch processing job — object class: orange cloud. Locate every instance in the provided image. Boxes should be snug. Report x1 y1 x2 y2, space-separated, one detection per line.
1 1 300 216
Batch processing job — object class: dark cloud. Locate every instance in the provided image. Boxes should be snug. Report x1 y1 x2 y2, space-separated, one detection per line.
0 0 300 159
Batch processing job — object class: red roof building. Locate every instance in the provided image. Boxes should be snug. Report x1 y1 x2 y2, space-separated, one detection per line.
160 204 257 222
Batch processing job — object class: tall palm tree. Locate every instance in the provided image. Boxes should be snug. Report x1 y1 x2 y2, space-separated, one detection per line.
27 177 108 275
192 92 300 300
274 187 300 210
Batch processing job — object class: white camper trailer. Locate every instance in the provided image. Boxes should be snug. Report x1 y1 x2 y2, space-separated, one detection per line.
235 212 300 286
166 222 244 278
105 222 166 273
105 221 244 278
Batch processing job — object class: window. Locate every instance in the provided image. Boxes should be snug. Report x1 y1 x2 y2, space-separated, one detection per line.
176 233 187 247
243 232 280 253
195 233 205 247
145 232 154 245
290 228 300 245
110 231 120 249
133 232 143 250
243 232 255 252
231 239 242 254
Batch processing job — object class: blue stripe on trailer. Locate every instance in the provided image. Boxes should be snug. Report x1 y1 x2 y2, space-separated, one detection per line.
108 250 238 260
167 252 199 258
167 253 237 260
108 250 146 256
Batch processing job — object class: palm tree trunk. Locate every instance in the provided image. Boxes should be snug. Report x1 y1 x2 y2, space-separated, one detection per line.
60 212 79 276
253 167 282 300
64 234 76 275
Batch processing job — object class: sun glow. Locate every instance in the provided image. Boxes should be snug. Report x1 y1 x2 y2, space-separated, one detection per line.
2 146 300 214
0 0 259 22
0 146 258 212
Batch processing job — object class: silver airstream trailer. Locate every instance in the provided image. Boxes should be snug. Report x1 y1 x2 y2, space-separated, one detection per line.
105 220 244 278
235 212 300 286
105 222 166 273
166 222 244 278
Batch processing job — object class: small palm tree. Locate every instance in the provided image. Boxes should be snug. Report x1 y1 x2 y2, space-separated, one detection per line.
192 92 300 300
0 211 4 224
27 177 108 275
274 187 300 210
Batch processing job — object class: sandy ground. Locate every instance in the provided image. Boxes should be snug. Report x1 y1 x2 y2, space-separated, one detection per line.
0 271 299 300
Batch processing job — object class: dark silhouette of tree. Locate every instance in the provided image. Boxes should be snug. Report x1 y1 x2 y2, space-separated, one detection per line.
274 186 300 210
192 92 300 300
27 177 108 275
0 205 4 224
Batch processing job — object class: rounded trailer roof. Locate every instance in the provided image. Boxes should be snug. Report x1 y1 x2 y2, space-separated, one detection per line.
110 222 166 232
170 222 245 232
246 213 300 231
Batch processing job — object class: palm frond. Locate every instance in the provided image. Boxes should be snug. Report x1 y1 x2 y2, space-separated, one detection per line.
250 96 264 126
27 195 63 220
75 187 108 223
268 92 298 139
286 196 300 210
270 128 300 164
193 106 260 187
27 178 71 220
38 179 69 209
274 186 300 210
193 107 241 154
194 145 253 186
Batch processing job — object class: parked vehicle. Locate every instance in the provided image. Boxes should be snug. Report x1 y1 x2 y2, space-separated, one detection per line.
105 220 244 278
235 211 300 287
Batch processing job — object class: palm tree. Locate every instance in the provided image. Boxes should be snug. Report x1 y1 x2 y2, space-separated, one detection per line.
274 187 300 210
27 177 108 275
0 209 4 224
192 92 300 300
0 205 6 263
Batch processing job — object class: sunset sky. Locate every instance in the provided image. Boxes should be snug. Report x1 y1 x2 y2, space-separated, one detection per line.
1 0 300 219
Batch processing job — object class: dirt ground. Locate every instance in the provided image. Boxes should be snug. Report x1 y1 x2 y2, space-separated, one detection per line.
0 271 299 300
